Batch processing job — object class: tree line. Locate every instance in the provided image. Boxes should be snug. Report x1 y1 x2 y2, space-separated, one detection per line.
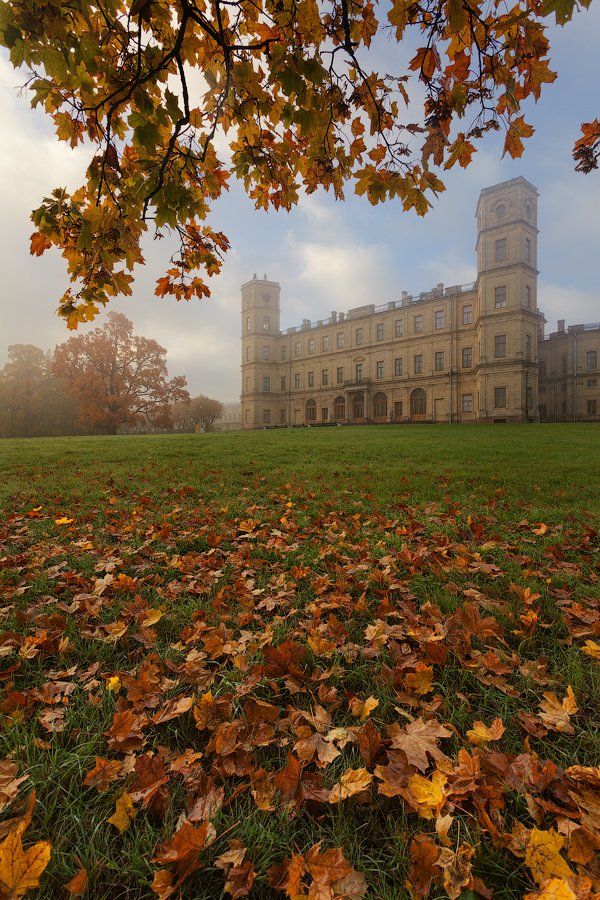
0 313 224 438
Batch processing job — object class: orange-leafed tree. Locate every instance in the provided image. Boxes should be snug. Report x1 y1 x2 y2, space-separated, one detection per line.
52 313 189 434
0 0 594 328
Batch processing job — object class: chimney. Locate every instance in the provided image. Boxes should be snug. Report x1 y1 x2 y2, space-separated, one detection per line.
558 319 565 333
331 311 337 323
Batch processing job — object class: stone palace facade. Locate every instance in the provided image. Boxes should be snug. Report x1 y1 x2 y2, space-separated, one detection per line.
241 177 600 428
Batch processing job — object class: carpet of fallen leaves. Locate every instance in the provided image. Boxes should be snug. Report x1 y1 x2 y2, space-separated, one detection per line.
0 429 599 899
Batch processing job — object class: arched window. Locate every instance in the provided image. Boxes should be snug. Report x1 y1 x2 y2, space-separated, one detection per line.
373 391 387 418
305 399 317 422
410 388 426 418
352 393 364 419
333 396 346 421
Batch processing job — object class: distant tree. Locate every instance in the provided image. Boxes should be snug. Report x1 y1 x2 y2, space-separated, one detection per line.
0 344 79 437
52 313 189 434
2 0 594 326
190 396 225 431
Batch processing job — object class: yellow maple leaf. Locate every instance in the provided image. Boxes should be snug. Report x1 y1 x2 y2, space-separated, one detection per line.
407 771 447 819
107 792 137 833
106 676 121 693
525 879 576 900
349 696 379 719
405 665 434 696
581 640 600 660
525 829 573 885
54 516 74 525
139 608 164 628
466 717 505 746
0 829 51 897
329 767 373 803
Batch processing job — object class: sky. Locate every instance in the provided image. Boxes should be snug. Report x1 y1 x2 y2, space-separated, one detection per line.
1 6 599 403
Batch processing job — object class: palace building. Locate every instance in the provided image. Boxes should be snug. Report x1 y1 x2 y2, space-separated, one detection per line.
240 177 600 428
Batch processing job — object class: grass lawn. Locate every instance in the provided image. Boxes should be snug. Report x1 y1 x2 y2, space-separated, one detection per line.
0 424 599 899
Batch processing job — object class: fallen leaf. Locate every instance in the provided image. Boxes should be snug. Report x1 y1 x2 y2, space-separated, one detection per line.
329 767 373 802
525 829 573 884
466 717 505 746
107 792 137 833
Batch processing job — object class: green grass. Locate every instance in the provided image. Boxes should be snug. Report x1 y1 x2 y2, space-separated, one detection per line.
0 424 599 899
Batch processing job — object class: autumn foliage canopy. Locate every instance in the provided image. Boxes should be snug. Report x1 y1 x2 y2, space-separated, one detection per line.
0 0 595 327
52 312 189 433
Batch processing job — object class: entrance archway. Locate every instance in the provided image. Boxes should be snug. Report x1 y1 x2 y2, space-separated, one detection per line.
333 396 346 421
352 393 365 420
410 388 427 421
305 399 317 423
373 391 387 419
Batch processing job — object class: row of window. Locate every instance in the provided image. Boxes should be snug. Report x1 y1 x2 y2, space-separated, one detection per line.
255 349 476 392
256 385 512 424
539 401 598 418
538 351 598 376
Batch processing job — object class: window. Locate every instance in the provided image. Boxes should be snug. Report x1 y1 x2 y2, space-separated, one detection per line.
305 400 317 422
539 360 547 377
245 409 249 423
525 237 532 262
495 237 507 261
295 341 301 356
561 354 568 374
262 345 270 361
337 332 344 349
462 347 472 368
526 386 533 413
321 407 329 422
246 316 251 333
525 285 532 308
262 293 270 304
494 286 507 308
434 351 445 372
322 369 329 386
246 346 250 362
308 338 315 353
376 323 385 341
336 366 344 384
280 345 287 360
394 357 403 377
587 400 598 416
494 386 507 409
263 316 270 332
462 305 473 325
308 371 314 387
587 378 597 388
414 315 424 333
355 363 363 381
586 351 598 371
462 394 473 413
263 409 271 424
355 328 363 346
263 376 270 392
376 360 384 379
539 404 547 419
333 396 346 420
373 392 387 417
410 389 426 416
280 408 286 423
414 354 423 374
322 335 329 351
395 319 404 337
245 376 250 391
435 310 445 330
525 334 532 359
394 401 403 419
494 334 507 358
281 376 287 391
294 373 301 389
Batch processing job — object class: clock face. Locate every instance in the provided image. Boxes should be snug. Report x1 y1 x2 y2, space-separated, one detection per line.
496 203 507 219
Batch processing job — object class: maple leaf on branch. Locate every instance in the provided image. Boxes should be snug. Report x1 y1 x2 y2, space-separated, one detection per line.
0 0 593 322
